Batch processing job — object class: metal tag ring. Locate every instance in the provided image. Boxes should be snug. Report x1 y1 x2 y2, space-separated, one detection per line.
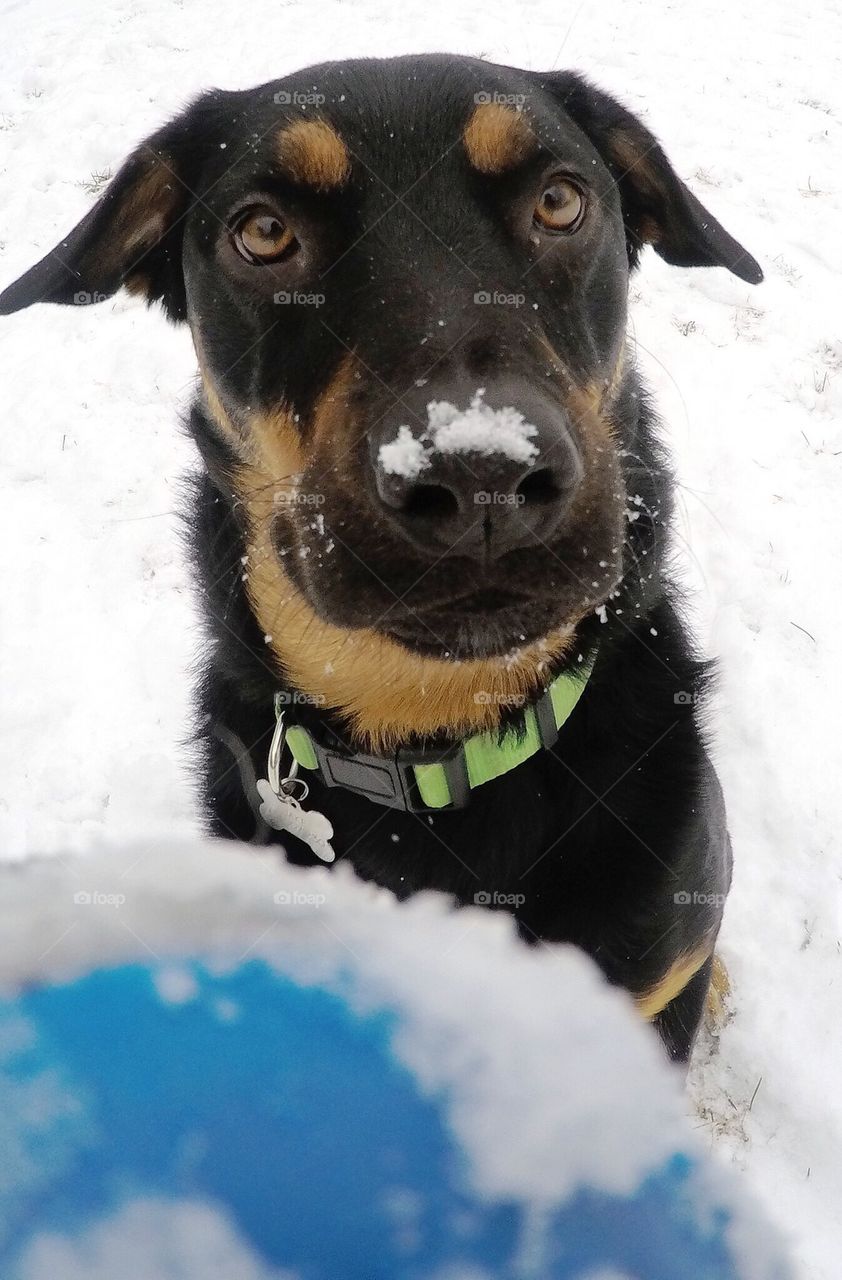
279 776 309 803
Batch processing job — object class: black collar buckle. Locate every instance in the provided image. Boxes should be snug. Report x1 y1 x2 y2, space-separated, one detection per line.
306 733 471 813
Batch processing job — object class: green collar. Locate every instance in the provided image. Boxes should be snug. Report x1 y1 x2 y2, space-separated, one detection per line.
273 649 596 814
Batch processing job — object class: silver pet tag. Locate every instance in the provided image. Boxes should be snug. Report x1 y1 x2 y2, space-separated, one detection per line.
256 778 336 863
257 703 336 863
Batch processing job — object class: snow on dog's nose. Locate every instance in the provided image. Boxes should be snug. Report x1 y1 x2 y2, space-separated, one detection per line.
371 382 582 562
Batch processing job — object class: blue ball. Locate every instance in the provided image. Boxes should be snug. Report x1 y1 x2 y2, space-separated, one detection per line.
0 844 793 1280
0 956 786 1280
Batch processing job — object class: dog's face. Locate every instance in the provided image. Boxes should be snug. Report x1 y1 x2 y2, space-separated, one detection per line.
185 59 639 663
1 55 761 743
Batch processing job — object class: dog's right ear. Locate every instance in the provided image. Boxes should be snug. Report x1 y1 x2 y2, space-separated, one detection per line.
537 71 763 285
0 96 225 322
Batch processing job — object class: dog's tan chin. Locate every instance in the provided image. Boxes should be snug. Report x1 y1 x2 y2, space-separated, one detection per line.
245 537 577 751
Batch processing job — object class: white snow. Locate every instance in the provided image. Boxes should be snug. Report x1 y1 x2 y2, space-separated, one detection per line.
379 423 432 479
153 966 200 1005
378 390 539 477
426 392 539 462
15 1196 301 1280
0 1 840 1276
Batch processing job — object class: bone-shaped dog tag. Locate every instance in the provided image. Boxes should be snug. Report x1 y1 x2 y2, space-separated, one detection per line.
256 778 336 863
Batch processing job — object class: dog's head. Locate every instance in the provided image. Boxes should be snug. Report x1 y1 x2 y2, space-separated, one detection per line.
1 55 761 746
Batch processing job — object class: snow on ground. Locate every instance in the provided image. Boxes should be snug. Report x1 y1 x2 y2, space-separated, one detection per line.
0 0 839 1275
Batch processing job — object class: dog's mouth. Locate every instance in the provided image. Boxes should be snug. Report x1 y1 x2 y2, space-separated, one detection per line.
275 504 622 661
376 589 578 660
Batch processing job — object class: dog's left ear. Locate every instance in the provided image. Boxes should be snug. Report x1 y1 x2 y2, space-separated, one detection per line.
0 94 228 321
538 72 763 284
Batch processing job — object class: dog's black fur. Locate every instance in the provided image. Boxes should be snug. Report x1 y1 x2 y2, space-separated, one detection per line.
1 54 762 1063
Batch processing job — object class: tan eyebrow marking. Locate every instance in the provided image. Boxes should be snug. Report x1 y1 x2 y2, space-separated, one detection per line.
462 103 538 175
274 119 351 192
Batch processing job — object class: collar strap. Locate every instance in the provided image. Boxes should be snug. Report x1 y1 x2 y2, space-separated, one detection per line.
276 650 596 814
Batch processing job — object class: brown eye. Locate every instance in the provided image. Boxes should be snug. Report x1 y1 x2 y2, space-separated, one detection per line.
232 207 297 263
534 179 585 233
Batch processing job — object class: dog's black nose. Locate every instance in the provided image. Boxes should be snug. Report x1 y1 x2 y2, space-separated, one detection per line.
370 379 582 561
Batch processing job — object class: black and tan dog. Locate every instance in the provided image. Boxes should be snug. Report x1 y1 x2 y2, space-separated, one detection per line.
1 54 762 1062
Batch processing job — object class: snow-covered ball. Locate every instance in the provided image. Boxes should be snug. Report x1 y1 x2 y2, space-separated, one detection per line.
0 841 791 1279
